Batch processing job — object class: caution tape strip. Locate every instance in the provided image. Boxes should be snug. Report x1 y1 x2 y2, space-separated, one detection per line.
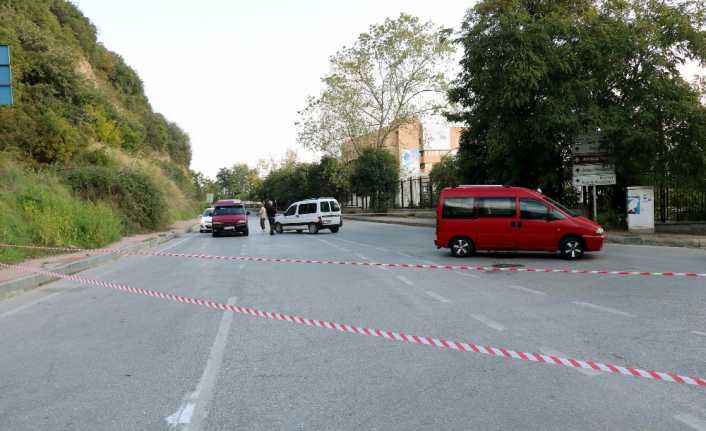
1 261 704 388
2 243 705 278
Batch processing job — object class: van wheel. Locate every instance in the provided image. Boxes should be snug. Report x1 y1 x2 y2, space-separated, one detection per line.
450 237 473 258
243 228 249 237
212 232 219 238
560 236 584 260
308 223 319 234
275 223 283 234
330 226 340 233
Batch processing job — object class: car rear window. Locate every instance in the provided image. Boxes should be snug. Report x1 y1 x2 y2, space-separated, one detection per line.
320 201 331 212
476 197 516 217
214 205 245 215
442 197 476 219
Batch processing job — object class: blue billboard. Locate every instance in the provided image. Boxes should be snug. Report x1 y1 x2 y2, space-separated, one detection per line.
0 45 12 106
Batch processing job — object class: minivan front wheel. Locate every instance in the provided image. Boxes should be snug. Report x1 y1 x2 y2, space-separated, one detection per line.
560 236 585 260
450 237 473 258
308 223 319 234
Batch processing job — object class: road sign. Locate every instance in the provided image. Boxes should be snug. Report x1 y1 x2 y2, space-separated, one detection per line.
573 163 614 176
573 142 604 155
573 173 616 186
0 45 12 106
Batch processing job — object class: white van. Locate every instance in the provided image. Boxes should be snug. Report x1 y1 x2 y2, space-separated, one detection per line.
274 198 342 234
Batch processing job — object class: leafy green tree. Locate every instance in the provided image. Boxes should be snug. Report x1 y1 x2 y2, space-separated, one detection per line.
349 147 399 209
297 14 454 156
216 164 260 199
429 154 462 191
448 0 706 199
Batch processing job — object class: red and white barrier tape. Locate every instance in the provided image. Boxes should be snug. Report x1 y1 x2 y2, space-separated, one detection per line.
1 261 704 388
2 243 705 279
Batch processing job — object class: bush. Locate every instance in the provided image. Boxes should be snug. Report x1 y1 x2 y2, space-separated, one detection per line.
0 156 122 263
349 147 399 210
63 165 167 232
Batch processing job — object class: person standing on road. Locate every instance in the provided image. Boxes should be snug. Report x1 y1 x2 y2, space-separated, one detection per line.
258 204 267 232
265 200 277 235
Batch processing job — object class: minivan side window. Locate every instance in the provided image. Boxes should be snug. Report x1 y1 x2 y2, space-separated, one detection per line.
320 201 331 212
476 197 516 218
442 197 476 219
299 203 317 214
330 201 340 212
520 199 548 220
285 205 297 216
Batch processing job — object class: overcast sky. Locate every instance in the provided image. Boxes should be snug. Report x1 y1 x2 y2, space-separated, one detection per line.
71 0 471 177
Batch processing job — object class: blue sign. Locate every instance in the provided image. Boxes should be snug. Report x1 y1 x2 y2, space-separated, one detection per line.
0 45 12 106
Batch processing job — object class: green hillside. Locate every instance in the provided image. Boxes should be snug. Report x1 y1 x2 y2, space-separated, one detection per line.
0 0 202 262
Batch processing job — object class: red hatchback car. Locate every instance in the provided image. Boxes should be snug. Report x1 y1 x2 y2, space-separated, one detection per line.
211 199 249 237
434 186 604 259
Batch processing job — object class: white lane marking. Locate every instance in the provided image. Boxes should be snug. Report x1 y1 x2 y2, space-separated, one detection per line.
425 290 451 303
571 301 634 318
455 271 480 279
166 296 237 431
355 253 369 261
506 284 546 296
540 347 602 377
313 237 350 253
469 314 505 331
396 275 414 286
691 331 706 337
159 236 193 253
0 290 67 319
238 264 246 270
675 414 706 431
334 237 389 253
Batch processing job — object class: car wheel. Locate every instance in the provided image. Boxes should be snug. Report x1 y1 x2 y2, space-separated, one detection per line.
308 223 319 234
560 236 584 260
243 228 249 237
275 223 283 234
212 231 219 238
330 226 340 233
450 237 473 258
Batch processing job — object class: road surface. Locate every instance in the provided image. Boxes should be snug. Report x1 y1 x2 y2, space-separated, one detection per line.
1 217 705 430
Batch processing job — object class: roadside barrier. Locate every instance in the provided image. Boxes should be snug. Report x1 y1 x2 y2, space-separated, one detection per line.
2 243 705 279
1 261 704 388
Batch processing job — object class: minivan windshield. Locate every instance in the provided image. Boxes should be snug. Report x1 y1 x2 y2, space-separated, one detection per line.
543 196 578 217
214 206 245 215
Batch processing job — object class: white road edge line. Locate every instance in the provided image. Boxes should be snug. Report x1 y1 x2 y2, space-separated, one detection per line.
0 290 67 319
540 347 602 377
166 296 237 431
572 301 634 318
469 314 505 331
425 291 451 303
506 284 546 296
674 414 706 431
159 236 193 253
396 275 414 286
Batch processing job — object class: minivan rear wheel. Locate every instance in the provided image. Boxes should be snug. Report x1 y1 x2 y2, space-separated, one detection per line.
560 236 584 260
450 237 473 258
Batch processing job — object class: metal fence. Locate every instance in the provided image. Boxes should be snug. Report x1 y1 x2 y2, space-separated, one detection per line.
655 184 706 222
343 176 437 210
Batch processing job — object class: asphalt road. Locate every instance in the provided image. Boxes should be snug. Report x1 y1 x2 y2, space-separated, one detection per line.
1 216 705 430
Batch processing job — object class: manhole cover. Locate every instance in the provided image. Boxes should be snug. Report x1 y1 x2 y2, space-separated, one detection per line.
491 263 524 269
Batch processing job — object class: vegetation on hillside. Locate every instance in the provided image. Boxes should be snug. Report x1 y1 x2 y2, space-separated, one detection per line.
0 0 202 261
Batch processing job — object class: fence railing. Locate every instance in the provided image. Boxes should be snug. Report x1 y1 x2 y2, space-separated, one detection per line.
343 176 437 210
655 184 706 223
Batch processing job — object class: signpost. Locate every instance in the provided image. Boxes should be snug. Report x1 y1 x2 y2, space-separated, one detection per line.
573 133 615 221
0 45 12 106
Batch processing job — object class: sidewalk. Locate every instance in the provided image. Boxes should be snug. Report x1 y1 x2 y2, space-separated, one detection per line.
0 218 198 295
344 214 706 249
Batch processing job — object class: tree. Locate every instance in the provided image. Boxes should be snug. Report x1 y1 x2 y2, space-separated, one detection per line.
349 147 399 209
429 154 462 191
297 14 454 156
448 0 706 200
215 164 260 199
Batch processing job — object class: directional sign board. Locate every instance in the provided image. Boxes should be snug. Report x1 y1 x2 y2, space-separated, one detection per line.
574 173 617 187
573 131 615 186
0 45 12 106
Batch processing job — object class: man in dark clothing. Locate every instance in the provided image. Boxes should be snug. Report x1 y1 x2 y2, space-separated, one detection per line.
265 200 277 235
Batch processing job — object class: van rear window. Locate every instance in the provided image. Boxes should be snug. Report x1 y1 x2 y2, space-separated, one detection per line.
442 198 476 219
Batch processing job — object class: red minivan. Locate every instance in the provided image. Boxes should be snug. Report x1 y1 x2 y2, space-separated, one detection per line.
211 199 249 237
435 186 604 259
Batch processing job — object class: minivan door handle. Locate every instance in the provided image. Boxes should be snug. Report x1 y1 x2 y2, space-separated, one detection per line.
510 221 517 228
517 221 523 228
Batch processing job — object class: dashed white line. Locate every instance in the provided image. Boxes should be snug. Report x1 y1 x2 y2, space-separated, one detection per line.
159 236 193 253
455 271 480 279
313 237 350 253
166 296 237 431
469 314 505 331
355 253 369 261
425 290 451 303
572 301 634 317
540 347 602 377
691 331 706 337
506 284 546 296
396 275 415 286
0 290 67 319
334 237 389 253
675 414 706 431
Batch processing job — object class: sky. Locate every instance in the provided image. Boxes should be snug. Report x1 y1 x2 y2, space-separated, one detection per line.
72 0 472 178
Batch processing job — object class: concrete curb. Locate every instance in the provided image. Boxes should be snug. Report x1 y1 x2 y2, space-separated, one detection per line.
345 216 706 249
0 224 196 295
